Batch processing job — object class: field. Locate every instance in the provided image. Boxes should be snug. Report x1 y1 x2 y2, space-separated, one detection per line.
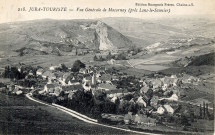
191 119 214 132
0 92 137 135
117 66 153 77
134 64 169 71
0 54 94 69
128 54 178 66
125 54 179 71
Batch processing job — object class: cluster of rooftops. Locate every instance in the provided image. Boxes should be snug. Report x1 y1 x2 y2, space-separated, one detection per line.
33 65 200 116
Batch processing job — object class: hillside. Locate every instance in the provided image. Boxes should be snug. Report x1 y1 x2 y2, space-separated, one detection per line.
99 17 215 48
188 52 215 66
0 19 134 56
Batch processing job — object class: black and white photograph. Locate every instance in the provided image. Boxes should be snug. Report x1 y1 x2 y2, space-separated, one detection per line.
0 0 214 134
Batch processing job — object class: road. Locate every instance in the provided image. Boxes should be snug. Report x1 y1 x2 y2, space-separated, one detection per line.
25 93 159 135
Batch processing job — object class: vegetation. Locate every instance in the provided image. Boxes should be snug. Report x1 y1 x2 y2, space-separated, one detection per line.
3 66 22 79
71 60 86 72
188 52 215 66
55 64 69 72
127 46 142 55
94 51 127 62
116 76 141 92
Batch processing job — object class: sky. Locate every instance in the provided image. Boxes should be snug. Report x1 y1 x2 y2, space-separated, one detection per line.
0 0 215 23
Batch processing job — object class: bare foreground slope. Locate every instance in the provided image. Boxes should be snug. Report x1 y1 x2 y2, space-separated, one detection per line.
0 93 139 135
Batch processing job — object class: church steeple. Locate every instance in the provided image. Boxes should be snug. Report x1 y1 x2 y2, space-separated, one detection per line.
92 73 96 85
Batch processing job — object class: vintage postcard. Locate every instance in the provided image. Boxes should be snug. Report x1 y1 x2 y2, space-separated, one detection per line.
0 0 214 134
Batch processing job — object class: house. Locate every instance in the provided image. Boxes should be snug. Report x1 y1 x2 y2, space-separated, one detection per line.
179 89 186 98
167 93 178 101
44 84 55 92
182 74 199 84
149 79 163 89
53 87 62 96
6 83 13 91
68 91 77 99
164 104 175 114
61 77 79 86
36 68 44 76
145 88 153 98
82 74 92 83
134 114 142 124
110 96 118 103
12 85 19 94
92 89 106 97
142 94 150 105
49 65 60 71
42 71 56 80
57 96 65 101
140 86 149 94
59 73 73 85
100 74 112 84
79 68 87 74
96 72 102 78
82 81 91 91
161 76 179 90
68 80 80 86
16 90 23 95
159 93 178 102
134 114 156 126
62 73 72 81
99 66 106 71
101 114 124 123
106 89 128 95
129 98 135 104
157 106 165 115
136 96 147 107
62 84 83 92
124 112 133 124
111 75 119 81
108 59 116 65
39 90 46 94
98 83 117 91
29 70 34 76
150 96 159 107
157 104 175 115
171 75 177 79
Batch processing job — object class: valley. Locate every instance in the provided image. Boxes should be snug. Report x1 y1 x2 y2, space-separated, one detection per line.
0 16 214 134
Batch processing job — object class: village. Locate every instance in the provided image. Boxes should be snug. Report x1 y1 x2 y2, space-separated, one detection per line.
0 59 214 133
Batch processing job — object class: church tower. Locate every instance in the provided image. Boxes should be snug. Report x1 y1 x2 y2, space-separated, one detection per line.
92 73 96 85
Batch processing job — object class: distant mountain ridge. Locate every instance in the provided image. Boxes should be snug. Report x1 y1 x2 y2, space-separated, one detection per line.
0 19 134 56
0 17 215 58
99 17 215 48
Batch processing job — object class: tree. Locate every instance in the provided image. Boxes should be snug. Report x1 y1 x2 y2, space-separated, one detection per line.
75 48 78 56
106 52 112 60
180 115 190 126
115 98 120 114
71 60 85 72
61 64 68 72
199 104 202 118
116 52 127 60
93 55 98 61
3 66 21 79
